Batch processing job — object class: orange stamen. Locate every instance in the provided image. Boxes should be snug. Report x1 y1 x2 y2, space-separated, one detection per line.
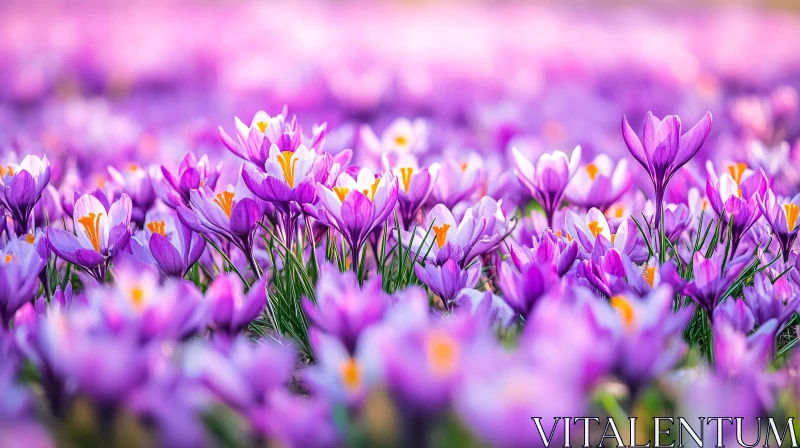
131 287 145 310
77 213 104 253
4 254 12 263
395 135 408 146
340 357 361 392
361 178 381 201
727 163 747 185
426 332 459 376
400 167 413 193
146 220 166 236
784 204 800 230
588 221 603 238
432 224 451 248
256 121 268 133
277 151 298 188
586 163 600 181
610 295 635 328
213 192 235 218
460 162 468 172
25 233 35 244
643 264 656 288
334 187 350 202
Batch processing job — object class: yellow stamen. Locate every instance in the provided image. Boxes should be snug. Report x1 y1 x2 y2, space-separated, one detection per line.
4 254 12 264
131 287 144 310
277 151 298 188
340 357 361 392
256 121 268 133
727 163 747 185
0 166 4 177
611 234 616 245
127 164 140 172
213 192 235 218
146 220 166 236
610 295 635 328
643 264 657 288
460 162 468 172
614 206 624 219
736 188 742 198
586 163 599 181
77 213 104 253
784 204 800 230
399 167 413 193
426 332 459 376
395 135 408 146
432 224 451 248
25 233 35 244
361 178 381 201
334 187 350 202
588 221 603 238
6 166 13 176
701 198 709 210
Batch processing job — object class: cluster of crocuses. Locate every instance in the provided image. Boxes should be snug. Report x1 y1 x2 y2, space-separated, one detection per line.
2 3 800 447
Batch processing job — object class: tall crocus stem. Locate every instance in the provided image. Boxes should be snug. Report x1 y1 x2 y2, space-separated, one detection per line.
656 188 666 264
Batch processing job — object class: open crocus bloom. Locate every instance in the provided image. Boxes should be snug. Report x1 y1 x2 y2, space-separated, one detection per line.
47 193 132 281
565 208 637 258
361 117 428 158
512 145 581 227
131 208 206 278
242 144 317 213
706 161 767 255
565 154 631 212
429 155 483 209
382 153 440 228
403 203 488 267
758 188 800 262
156 151 222 208
316 167 398 256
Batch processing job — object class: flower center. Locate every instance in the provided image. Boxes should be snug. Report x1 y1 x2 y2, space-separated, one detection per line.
256 121 268 133
146 220 166 236
213 192 235 218
784 204 800 231
460 162 468 172
426 332 459 376
340 357 361 392
334 187 350 202
277 151 298 188
4 254 12 263
586 163 599 181
25 233 35 244
131 287 145 310
727 162 747 185
127 164 140 172
610 295 635 328
643 264 656 288
77 212 104 253
361 178 380 201
614 206 624 219
0 165 14 177
395 135 408 146
588 221 603 238
432 224 451 248
399 167 413 193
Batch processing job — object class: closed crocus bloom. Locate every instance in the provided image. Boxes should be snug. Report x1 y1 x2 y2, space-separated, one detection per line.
107 163 155 226
207 273 266 335
510 231 578 277
495 256 556 318
512 145 581 228
177 175 262 275
0 237 45 327
0 154 51 234
428 155 482 209
758 188 800 262
684 251 748 317
662 203 691 243
622 112 712 245
302 264 387 353
743 273 799 329
156 152 222 208
713 298 755 334
316 167 398 263
706 161 767 256
415 258 482 311
381 153 439 229
242 144 317 244
47 193 132 282
565 154 631 211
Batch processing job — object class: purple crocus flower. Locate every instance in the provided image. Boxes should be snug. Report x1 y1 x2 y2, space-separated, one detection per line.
565 154 631 212
0 154 51 234
315 167 398 265
511 145 581 228
155 152 222 208
47 193 132 282
428 156 482 210
302 264 387 353
130 208 206 278
622 112 712 241
758 187 800 262
510 231 578 277
414 258 482 311
706 162 767 256
565 208 643 262
381 153 439 229
254 391 340 448
713 297 755 334
0 237 45 327
495 256 556 318
206 273 267 335
403 203 490 268
743 272 799 329
177 176 263 276
684 251 748 317
360 117 428 162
